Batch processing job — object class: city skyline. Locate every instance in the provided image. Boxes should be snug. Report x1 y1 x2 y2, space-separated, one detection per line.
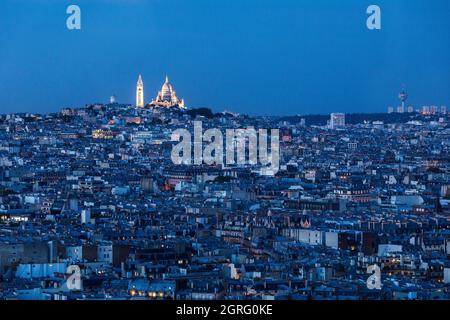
0 0 449 116
1 1 450 303
1 97 449 301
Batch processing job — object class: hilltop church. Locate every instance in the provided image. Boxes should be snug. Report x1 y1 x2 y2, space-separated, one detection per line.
136 75 186 109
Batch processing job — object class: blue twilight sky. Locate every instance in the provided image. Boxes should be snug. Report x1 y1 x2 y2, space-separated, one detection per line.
0 0 449 116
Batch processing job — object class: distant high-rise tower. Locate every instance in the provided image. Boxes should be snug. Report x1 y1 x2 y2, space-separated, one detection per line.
136 75 144 108
398 86 408 112
330 113 345 129
430 105 438 114
110 95 117 104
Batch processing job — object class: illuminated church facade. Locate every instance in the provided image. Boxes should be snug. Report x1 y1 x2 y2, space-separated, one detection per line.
136 75 186 109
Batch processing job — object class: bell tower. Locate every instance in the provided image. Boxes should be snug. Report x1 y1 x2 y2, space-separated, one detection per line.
136 75 144 108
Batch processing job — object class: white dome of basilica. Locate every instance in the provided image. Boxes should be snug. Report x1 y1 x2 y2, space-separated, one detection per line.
161 76 174 101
